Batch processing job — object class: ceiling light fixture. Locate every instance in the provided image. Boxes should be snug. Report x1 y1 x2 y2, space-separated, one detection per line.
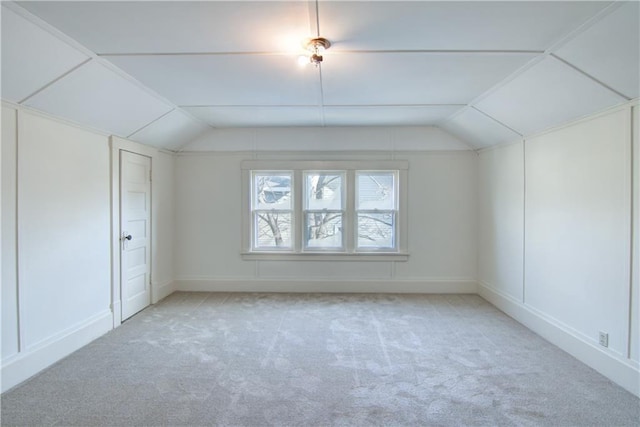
298 37 331 67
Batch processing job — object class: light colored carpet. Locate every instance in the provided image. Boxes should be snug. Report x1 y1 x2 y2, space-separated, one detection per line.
1 292 638 426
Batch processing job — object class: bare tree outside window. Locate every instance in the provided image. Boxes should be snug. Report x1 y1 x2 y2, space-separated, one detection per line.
304 173 344 249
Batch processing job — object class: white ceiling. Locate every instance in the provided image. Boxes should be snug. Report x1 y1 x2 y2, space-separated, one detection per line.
2 1 638 150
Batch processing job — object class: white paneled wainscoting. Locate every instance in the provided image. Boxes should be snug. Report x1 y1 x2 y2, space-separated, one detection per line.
1 102 175 392
478 103 639 396
1 101 639 399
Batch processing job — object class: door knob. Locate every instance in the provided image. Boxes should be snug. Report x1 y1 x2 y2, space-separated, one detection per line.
123 234 132 241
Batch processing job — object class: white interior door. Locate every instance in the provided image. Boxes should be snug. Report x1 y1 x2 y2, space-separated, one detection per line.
120 151 151 320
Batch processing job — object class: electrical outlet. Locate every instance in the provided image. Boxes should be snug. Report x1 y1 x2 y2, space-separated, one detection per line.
599 332 609 348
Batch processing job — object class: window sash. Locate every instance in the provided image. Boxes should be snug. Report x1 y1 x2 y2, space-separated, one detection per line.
251 171 293 211
251 170 294 250
356 210 397 250
303 171 345 211
253 210 293 250
355 170 398 211
354 170 398 251
303 210 345 251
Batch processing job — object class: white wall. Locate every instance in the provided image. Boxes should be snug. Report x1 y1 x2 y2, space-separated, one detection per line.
631 106 639 364
1 107 113 391
174 140 477 293
478 105 639 396
478 141 524 300
183 126 472 152
2 105 19 362
18 111 112 348
525 108 630 355
1 105 175 392
151 151 175 302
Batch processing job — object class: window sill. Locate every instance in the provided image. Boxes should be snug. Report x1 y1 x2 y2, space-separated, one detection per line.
241 252 409 262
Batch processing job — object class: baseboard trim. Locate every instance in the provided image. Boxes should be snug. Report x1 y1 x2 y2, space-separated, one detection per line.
153 280 175 304
478 282 640 397
1 310 112 393
112 301 122 328
174 278 477 294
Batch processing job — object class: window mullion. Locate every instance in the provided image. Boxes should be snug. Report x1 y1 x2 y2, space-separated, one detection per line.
345 169 355 253
293 169 302 253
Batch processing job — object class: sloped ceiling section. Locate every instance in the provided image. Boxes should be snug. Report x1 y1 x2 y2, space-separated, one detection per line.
1 3 212 149
2 1 638 151
443 0 639 147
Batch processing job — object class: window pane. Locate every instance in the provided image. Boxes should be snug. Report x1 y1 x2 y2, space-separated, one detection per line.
255 212 292 248
357 213 394 248
305 173 343 210
253 173 292 210
357 172 395 210
305 213 343 248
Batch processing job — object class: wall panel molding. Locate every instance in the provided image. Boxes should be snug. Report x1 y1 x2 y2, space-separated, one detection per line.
478 281 639 397
0 310 112 393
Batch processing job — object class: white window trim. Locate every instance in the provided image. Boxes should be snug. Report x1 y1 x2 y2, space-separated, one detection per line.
241 160 409 261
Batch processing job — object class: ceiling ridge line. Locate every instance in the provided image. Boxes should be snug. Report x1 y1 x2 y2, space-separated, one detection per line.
179 104 468 108
307 0 319 39
549 54 631 101
314 0 324 126
323 104 467 108
318 65 326 126
98 51 300 57
332 49 545 54
17 58 92 105
180 104 322 108
314 0 321 38
97 49 546 57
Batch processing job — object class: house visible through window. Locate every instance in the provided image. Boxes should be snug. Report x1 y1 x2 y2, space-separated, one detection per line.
242 161 408 260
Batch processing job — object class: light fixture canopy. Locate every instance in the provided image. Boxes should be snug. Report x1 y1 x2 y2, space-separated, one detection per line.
300 37 331 67
305 37 331 51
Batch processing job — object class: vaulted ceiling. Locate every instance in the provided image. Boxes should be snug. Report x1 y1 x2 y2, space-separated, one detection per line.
2 1 638 150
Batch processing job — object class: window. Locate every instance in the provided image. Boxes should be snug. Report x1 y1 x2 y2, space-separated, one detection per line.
252 172 292 250
242 161 408 260
356 171 397 250
304 172 345 250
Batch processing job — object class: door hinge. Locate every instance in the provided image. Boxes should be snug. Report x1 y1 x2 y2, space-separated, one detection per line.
149 169 152 182
109 303 114 313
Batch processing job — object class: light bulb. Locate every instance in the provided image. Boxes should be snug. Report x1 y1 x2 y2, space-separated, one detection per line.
298 55 310 67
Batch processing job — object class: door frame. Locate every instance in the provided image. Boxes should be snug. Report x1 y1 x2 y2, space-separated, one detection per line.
110 136 156 327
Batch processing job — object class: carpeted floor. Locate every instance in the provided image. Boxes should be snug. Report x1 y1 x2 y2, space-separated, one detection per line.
1 292 638 426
